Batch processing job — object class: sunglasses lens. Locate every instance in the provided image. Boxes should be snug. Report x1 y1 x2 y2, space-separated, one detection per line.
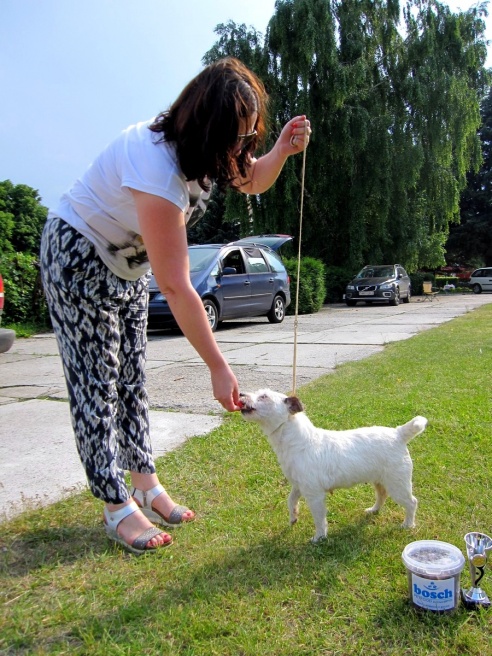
237 130 257 149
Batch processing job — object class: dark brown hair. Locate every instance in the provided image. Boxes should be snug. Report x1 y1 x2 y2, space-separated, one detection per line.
149 57 268 191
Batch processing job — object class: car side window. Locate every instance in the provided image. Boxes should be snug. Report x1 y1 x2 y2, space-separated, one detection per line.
244 248 269 274
263 249 285 273
221 249 246 274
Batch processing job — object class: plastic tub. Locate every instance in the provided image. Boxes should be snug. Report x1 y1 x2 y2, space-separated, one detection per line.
402 540 465 613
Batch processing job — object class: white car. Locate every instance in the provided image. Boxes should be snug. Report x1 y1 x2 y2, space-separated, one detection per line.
468 267 492 294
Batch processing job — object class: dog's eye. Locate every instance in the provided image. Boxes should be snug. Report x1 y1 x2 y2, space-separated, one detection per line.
258 394 268 401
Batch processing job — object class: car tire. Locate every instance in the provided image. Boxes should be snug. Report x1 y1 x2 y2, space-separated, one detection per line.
267 294 286 323
389 289 400 306
203 299 219 332
472 284 482 294
346 300 357 307
402 288 411 303
0 328 15 353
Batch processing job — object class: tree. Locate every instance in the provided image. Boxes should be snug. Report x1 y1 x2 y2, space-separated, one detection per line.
0 180 48 325
204 0 490 272
446 87 492 266
187 186 241 244
0 180 48 255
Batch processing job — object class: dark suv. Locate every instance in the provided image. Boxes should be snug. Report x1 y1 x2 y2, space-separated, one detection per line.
345 264 411 307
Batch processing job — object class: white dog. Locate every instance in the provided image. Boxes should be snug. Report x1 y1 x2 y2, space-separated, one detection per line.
239 389 427 542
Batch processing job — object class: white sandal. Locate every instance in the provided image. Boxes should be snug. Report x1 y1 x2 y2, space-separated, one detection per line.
131 484 195 527
103 501 172 555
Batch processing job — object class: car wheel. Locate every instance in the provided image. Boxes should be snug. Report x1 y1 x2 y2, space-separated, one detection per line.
203 299 219 331
346 300 357 307
389 289 400 306
0 328 15 353
267 295 285 323
402 287 411 303
473 284 482 294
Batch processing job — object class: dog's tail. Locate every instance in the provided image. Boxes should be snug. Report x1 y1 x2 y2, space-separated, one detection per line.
397 416 427 443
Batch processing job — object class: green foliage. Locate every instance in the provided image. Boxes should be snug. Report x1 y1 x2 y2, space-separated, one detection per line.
187 186 241 244
0 180 47 255
0 252 49 325
284 255 326 314
0 180 49 325
204 1 490 273
324 264 355 303
447 86 492 265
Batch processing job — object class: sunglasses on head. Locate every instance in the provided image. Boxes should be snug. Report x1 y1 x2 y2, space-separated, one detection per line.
236 129 257 148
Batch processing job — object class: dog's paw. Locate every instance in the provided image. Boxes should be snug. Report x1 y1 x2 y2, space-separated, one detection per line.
310 534 328 544
402 520 416 529
364 506 380 515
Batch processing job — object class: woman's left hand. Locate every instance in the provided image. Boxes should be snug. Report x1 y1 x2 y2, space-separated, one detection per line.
278 115 312 156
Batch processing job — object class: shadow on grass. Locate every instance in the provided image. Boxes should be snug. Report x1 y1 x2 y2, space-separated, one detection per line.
1 524 107 576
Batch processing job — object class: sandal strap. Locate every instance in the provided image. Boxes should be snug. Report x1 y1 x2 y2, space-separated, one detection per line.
104 501 139 530
166 505 190 525
131 527 167 551
131 484 165 509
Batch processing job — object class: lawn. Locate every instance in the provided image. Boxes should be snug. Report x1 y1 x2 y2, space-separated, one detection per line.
1 304 491 655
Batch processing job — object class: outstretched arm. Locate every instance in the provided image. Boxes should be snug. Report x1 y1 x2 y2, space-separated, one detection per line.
238 115 311 194
131 189 241 412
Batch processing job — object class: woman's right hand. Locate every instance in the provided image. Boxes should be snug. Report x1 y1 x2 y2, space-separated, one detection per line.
210 363 241 412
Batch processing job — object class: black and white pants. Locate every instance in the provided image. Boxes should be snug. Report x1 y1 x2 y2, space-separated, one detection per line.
40 217 155 504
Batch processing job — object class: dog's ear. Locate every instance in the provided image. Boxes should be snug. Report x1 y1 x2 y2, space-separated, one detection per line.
285 396 304 414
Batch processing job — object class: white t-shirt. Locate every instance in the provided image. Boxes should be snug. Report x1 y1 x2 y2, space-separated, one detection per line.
48 119 211 280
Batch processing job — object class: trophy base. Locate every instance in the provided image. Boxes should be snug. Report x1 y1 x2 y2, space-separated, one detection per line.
461 588 491 610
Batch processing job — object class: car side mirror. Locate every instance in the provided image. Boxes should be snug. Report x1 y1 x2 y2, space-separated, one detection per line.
222 267 237 275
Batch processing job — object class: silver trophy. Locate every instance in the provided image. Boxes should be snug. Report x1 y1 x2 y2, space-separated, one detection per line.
461 532 492 609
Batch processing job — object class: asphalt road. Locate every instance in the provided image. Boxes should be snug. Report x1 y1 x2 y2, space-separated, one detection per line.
1 293 490 520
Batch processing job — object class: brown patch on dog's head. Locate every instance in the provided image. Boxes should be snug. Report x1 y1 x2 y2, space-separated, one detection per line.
284 396 304 414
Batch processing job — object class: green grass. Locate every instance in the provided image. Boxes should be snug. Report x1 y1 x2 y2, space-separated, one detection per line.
1 305 492 655
1 320 51 338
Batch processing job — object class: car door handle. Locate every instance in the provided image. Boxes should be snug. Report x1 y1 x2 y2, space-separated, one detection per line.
244 281 251 286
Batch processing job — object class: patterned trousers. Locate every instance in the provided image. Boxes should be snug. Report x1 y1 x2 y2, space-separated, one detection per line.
40 217 155 504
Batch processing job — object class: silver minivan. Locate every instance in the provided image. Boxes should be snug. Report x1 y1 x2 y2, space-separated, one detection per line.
468 268 492 294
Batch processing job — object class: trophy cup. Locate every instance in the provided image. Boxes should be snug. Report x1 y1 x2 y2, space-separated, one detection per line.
461 532 492 609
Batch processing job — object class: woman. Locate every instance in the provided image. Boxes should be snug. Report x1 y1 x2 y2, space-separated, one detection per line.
40 57 311 555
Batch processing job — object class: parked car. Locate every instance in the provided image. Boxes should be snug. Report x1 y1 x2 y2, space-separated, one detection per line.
0 273 15 353
148 236 292 331
468 267 492 294
344 264 411 307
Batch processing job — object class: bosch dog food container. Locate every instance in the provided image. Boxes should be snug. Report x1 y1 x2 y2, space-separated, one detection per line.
402 540 465 613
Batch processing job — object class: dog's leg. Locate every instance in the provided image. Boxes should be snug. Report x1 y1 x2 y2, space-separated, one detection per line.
304 493 328 542
365 482 388 515
385 481 418 528
288 487 302 525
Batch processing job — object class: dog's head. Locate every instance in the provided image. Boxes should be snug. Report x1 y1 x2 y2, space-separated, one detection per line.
238 389 304 433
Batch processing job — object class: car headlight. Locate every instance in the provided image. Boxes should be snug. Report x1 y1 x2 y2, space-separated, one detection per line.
379 283 393 290
155 293 167 302
346 285 355 290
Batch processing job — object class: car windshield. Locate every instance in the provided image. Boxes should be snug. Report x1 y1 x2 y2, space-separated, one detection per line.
356 266 394 279
188 247 220 273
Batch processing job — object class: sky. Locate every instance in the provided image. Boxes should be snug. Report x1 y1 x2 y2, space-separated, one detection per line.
1 0 490 212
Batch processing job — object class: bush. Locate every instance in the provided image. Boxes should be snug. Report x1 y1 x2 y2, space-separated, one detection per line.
324 265 355 303
409 272 433 295
0 252 49 325
284 256 326 314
